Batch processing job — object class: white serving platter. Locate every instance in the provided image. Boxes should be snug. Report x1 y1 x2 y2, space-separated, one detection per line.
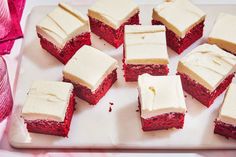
8 4 236 149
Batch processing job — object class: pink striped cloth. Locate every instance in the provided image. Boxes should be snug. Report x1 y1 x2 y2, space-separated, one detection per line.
0 0 26 55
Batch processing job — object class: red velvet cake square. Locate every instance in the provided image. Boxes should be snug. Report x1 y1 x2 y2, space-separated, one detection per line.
208 13 236 55
138 74 186 131
214 83 236 140
177 44 236 107
152 0 206 54
36 3 91 64
88 0 140 48
123 25 169 82
63 45 118 105
21 81 75 137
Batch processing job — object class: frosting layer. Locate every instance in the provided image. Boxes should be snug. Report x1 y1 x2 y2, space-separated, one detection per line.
208 13 236 54
88 0 139 29
152 0 206 38
138 74 186 119
36 3 90 49
177 44 236 92
124 25 169 65
218 83 236 126
21 81 73 122
63 45 118 92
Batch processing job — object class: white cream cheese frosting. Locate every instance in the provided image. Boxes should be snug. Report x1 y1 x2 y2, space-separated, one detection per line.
63 45 118 92
138 74 186 119
177 44 236 92
218 83 236 126
152 0 206 38
21 81 74 122
208 13 236 54
88 0 139 29
36 3 90 49
124 25 169 65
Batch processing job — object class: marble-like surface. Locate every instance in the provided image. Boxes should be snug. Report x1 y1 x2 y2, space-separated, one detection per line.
9 4 236 149
2 0 236 156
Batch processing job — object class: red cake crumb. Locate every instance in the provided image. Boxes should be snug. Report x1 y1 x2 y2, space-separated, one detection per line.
152 20 204 54
64 69 117 105
177 72 235 107
109 106 112 112
214 120 236 140
24 94 75 137
89 12 140 48
38 32 91 64
108 102 114 112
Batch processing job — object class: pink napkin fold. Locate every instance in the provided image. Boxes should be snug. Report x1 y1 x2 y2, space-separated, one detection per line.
0 0 26 55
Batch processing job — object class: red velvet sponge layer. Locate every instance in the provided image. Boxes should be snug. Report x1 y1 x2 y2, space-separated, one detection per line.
138 98 185 131
141 113 185 131
123 63 169 82
24 94 75 137
38 32 91 64
89 12 140 48
152 20 204 54
214 120 236 140
64 69 117 105
177 72 235 107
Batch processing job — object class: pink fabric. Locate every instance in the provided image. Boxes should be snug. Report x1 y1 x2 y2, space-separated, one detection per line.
0 0 26 55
